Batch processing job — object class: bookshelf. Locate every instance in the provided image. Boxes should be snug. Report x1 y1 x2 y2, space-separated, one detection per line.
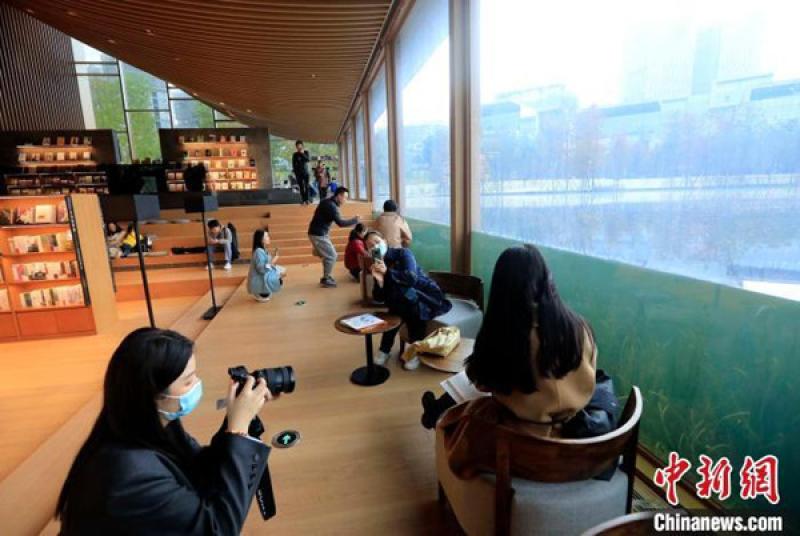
170 133 257 192
1 131 117 196
0 194 117 341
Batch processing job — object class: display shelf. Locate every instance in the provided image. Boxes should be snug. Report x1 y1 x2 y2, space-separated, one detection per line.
172 131 258 192
181 141 247 146
17 145 93 150
19 161 96 168
0 194 117 341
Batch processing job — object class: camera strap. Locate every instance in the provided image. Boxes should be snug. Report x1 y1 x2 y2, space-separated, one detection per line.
256 463 277 520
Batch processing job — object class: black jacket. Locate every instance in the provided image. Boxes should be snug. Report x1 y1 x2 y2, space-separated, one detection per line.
60 421 269 535
307 197 358 236
292 150 310 179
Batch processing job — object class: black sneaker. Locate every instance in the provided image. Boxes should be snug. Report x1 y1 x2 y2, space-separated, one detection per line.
320 277 337 288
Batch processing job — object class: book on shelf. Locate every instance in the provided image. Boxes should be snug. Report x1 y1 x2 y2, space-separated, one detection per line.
56 201 68 223
82 151 91 160
42 137 51 146
56 152 65 162
44 152 54 162
34 204 56 224
56 136 65 146
15 207 35 224
0 289 9 312
0 208 12 225
83 136 92 145
69 136 79 145
8 231 73 254
19 284 84 309
340 314 387 332
11 260 78 281
178 135 185 144
219 135 226 143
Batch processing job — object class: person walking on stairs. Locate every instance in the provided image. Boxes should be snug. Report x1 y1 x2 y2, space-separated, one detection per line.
307 187 359 287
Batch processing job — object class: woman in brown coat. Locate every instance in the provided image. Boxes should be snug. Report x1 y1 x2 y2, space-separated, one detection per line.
426 245 597 475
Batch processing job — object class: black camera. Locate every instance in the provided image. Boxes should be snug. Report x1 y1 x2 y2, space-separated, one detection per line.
228 365 296 395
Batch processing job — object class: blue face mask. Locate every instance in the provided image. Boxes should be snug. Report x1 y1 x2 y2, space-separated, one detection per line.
158 380 203 421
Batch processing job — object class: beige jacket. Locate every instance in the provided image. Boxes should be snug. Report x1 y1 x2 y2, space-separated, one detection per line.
376 212 412 248
494 326 597 437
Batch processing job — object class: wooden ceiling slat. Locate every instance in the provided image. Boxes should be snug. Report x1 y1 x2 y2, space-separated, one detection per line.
5 0 392 142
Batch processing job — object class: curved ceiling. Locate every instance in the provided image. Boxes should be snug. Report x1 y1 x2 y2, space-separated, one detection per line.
4 0 392 142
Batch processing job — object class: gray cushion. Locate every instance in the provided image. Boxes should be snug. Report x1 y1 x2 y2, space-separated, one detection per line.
431 297 483 339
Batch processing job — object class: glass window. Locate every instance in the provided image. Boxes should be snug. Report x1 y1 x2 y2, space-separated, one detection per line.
171 100 215 128
74 63 119 75
215 120 247 128
369 66 391 211
121 63 168 110
395 0 450 224
473 0 800 299
115 132 132 164
168 88 192 99
355 107 368 200
71 39 115 62
128 111 170 161
343 129 354 192
77 75 126 131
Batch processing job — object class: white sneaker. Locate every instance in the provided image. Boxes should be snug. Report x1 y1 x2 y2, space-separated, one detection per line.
223 262 232 271
253 294 271 303
403 355 420 371
375 351 391 366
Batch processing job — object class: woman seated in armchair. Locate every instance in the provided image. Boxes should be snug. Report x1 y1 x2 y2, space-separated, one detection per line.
364 231 452 370
423 245 602 476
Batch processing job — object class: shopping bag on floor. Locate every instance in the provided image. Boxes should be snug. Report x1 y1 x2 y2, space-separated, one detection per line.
402 326 461 363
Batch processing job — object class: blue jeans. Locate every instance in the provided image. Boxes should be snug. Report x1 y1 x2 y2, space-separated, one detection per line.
208 242 232 263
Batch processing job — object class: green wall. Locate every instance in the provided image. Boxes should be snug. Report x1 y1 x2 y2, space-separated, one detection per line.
468 230 799 514
406 218 451 272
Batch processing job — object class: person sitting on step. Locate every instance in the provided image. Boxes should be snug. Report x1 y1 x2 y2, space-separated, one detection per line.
247 229 286 303
207 220 233 271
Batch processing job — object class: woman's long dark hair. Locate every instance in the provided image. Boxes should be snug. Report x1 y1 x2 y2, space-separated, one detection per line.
466 245 590 395
56 328 194 521
252 228 267 253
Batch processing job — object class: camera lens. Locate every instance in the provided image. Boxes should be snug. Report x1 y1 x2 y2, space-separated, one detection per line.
263 366 296 394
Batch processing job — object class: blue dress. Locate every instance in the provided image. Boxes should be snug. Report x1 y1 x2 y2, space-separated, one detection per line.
247 248 282 296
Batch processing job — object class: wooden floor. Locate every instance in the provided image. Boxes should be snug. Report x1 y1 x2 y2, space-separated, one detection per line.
0 295 199 482
1 259 666 534
182 262 453 535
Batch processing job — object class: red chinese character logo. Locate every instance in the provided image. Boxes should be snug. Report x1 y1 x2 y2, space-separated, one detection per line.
740 455 780 504
654 451 692 506
695 455 732 501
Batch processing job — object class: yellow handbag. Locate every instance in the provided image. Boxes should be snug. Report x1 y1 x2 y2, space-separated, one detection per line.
402 326 461 363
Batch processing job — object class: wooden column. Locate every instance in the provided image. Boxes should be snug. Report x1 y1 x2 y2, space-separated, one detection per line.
449 0 475 274
384 42 402 207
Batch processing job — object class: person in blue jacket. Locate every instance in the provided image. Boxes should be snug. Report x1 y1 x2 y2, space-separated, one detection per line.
248 229 286 302
365 231 452 370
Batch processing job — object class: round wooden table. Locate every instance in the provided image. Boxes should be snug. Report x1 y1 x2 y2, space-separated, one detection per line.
334 312 402 386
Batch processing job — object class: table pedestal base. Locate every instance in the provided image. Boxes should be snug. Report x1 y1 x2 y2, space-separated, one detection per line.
350 365 390 386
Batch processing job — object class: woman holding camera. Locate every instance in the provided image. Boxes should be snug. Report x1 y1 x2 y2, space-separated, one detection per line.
56 327 275 535
365 231 451 370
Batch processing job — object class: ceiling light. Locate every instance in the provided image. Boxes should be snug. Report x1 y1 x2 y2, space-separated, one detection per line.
145 29 154 35
311 73 317 79
192 92 198 97
219 102 225 106
67 10 77 16
107 39 116 44
174 57 181 61
246 109 252 113
25 8 34 14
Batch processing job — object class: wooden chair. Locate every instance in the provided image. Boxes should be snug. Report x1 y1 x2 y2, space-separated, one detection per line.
428 271 484 312
437 387 643 536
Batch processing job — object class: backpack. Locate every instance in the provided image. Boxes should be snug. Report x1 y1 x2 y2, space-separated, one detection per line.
226 222 240 261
